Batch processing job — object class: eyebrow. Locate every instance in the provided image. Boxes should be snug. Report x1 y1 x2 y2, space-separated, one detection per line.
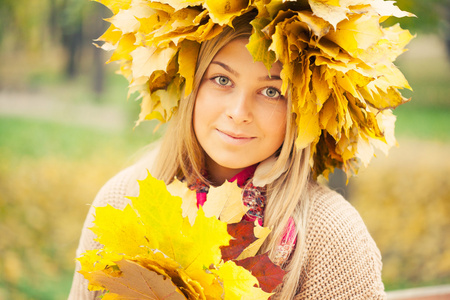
211 61 239 77
211 61 282 82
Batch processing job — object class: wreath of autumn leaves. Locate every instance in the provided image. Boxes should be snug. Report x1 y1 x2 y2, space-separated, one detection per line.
79 173 285 299
93 0 414 178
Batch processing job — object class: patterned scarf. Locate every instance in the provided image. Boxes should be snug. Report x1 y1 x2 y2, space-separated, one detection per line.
188 165 296 266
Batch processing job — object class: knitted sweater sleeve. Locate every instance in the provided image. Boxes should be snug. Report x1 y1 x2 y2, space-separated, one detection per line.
67 165 144 300
295 185 386 299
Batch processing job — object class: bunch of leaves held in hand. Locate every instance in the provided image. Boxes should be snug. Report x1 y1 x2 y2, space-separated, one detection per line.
78 172 286 299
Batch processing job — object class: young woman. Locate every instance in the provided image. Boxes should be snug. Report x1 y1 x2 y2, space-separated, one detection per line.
69 2 412 299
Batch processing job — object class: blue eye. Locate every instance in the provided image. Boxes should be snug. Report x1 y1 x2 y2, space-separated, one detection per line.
262 87 281 98
214 76 232 86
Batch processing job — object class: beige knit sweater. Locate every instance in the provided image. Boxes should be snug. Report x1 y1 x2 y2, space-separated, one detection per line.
68 160 386 299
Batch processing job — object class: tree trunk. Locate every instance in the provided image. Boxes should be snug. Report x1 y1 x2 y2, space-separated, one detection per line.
91 5 107 98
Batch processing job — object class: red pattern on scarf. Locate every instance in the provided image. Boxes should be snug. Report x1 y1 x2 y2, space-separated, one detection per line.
188 165 265 225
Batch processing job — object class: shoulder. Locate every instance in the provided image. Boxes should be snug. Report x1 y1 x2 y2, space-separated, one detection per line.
307 182 380 253
297 182 386 299
92 163 145 209
92 144 161 209
76 144 160 251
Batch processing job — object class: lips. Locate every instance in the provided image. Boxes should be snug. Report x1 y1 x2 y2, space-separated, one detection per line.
218 129 253 139
216 129 255 145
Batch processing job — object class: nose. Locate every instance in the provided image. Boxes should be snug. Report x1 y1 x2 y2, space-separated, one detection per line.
226 91 253 124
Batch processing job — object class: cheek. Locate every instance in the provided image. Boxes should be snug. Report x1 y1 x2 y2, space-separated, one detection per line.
193 101 202 138
271 120 287 145
264 107 287 142
194 87 209 116
194 87 223 121
193 89 211 138
271 117 288 150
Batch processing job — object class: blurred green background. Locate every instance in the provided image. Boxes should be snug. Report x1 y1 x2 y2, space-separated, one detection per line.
0 0 449 299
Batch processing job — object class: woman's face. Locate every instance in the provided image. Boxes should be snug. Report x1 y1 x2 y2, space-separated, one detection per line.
193 38 287 184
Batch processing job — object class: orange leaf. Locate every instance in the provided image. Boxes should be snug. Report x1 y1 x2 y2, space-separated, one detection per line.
90 259 186 299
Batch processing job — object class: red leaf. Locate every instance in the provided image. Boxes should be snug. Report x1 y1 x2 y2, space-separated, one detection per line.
220 221 257 261
234 254 287 293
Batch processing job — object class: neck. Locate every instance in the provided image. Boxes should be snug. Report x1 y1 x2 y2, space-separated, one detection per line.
206 159 244 186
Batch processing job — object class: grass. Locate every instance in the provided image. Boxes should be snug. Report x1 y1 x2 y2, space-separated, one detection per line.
2 276 73 300
349 138 450 291
0 116 162 160
395 105 450 141
0 117 162 300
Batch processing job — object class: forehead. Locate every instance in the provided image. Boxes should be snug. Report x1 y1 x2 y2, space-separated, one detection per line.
211 38 282 75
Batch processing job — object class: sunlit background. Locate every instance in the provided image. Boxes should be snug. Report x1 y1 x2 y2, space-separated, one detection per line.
0 1 449 299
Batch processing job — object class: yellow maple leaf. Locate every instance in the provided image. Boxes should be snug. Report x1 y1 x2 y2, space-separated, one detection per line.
319 97 339 139
327 13 383 56
204 0 252 25
158 77 182 119
310 67 331 111
93 0 131 15
295 99 321 150
178 40 201 96
108 8 141 34
167 178 198 224
138 93 165 125
203 181 248 223
212 261 273 300
308 0 348 29
91 204 148 257
131 46 177 79
78 248 125 291
138 13 171 37
369 0 415 18
246 17 276 71
125 174 230 270
96 24 122 46
296 11 332 38
162 0 204 11
107 33 136 63
168 178 249 225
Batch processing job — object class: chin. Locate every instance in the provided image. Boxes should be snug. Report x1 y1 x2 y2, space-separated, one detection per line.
219 162 248 170
213 157 253 170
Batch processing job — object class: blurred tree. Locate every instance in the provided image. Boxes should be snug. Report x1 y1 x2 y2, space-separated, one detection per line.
0 0 110 95
0 0 45 51
59 0 85 78
86 2 111 97
57 0 110 93
0 0 14 46
395 0 448 32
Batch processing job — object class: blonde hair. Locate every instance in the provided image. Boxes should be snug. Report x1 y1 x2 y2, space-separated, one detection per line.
152 13 313 299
